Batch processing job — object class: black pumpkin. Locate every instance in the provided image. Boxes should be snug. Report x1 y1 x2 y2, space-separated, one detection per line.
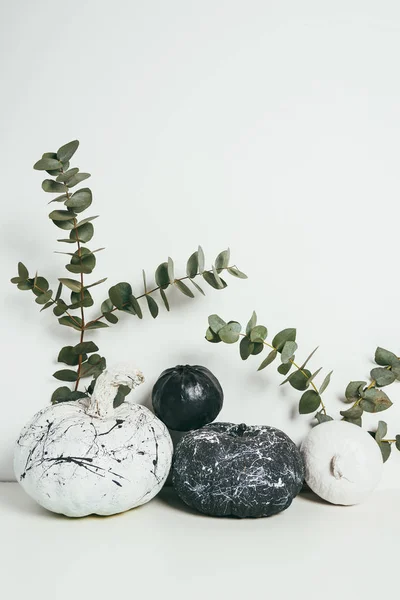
152 365 223 431
172 422 304 518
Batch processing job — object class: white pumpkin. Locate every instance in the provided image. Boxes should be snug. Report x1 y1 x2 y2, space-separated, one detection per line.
300 420 383 505
14 366 173 517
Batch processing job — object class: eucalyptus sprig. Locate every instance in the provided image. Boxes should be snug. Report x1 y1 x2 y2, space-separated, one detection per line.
11 140 247 406
205 312 400 461
345 347 400 461
206 311 332 419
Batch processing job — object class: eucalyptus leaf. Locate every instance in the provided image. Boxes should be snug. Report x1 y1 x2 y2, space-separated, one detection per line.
186 252 199 278
69 223 94 242
56 168 79 183
53 369 78 382
18 262 29 280
35 290 52 305
175 280 195 298
246 311 257 336
55 282 63 301
277 362 292 375
40 301 53 311
57 140 79 163
167 257 174 282
212 264 224 288
48 194 68 204
109 282 132 309
258 349 277 370
73 341 99 355
306 367 322 385
340 405 363 419
215 248 230 270
250 325 268 343
378 441 391 463
208 314 227 334
101 298 113 314
299 390 321 414
374 420 388 443
396 435 400 451
190 279 205 296
49 210 77 221
155 262 170 289
160 288 170 311
146 295 159 318
226 267 248 279
51 386 72 404
370 367 396 387
58 346 80 366
85 278 107 289
202 271 227 289
198 246 205 273
53 300 68 316
251 342 264 356
345 381 366 403
315 413 334 424
206 327 221 343
84 321 109 330
360 388 392 413
129 295 143 318
58 316 83 331
34 158 62 171
281 341 298 364
58 278 82 292
288 369 311 391
105 312 118 324
42 180 66 193
375 347 398 367
66 173 91 188
76 215 99 227
65 188 92 213
218 321 241 344
319 370 333 394
272 328 296 352
240 336 254 360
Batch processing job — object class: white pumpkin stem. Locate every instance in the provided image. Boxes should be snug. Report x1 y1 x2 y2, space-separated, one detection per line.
87 366 145 418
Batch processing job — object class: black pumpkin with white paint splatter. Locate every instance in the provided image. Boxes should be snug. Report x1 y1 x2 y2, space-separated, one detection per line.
152 365 223 431
172 422 304 518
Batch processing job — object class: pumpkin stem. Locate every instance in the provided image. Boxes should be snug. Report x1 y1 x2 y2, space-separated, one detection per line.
87 366 145 418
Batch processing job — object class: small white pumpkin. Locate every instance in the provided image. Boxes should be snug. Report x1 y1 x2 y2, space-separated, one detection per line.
14 366 173 517
300 420 383 505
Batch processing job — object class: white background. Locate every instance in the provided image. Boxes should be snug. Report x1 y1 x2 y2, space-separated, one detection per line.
1 0 399 487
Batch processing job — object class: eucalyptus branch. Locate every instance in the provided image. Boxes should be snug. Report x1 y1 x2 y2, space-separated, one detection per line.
205 311 332 418
86 262 245 327
11 140 247 405
205 313 400 462
344 347 400 461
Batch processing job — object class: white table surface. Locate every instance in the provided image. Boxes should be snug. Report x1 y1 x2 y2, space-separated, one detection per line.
0 482 398 600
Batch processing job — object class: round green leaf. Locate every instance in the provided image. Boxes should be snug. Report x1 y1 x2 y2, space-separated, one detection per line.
208 314 227 334
370 367 396 387
218 321 241 344
155 262 170 289
289 369 311 391
186 252 199 278
272 328 296 352
65 188 92 213
240 336 254 360
299 390 321 414
250 325 268 343
57 140 79 163
206 327 221 343
53 369 78 382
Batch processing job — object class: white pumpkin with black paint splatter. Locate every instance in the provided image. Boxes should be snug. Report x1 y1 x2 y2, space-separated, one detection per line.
14 366 173 517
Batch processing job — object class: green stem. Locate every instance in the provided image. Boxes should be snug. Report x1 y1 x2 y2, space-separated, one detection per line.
63 175 86 392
